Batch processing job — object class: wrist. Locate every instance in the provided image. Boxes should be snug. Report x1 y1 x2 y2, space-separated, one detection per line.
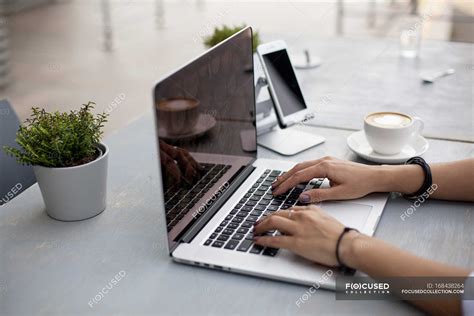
368 165 394 193
338 230 360 269
371 165 424 194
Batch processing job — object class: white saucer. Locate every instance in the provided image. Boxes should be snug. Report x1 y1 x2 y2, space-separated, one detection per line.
347 130 429 164
158 113 216 142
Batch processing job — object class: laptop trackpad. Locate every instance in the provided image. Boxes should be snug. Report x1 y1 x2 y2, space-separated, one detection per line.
319 201 372 231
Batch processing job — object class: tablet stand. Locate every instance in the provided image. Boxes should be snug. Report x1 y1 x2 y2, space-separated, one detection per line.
253 77 325 156
291 50 322 70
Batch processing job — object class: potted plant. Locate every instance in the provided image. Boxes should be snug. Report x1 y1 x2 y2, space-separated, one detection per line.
204 24 261 52
3 102 109 221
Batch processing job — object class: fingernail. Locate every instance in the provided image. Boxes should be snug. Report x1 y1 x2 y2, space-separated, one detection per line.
299 193 310 203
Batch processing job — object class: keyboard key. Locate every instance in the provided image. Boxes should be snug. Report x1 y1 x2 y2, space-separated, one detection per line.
267 205 279 211
225 215 233 220
220 220 228 226
224 239 240 250
232 233 245 240
222 229 235 235
249 244 264 254
245 201 257 206
237 240 253 252
227 222 239 229
262 247 279 256
237 227 249 234
204 239 212 246
217 235 230 241
210 233 218 239
246 215 259 223
241 221 253 228
214 227 223 233
212 241 225 248
230 209 238 215
250 210 263 217
231 217 244 223
242 206 253 212
254 205 266 211
236 211 248 218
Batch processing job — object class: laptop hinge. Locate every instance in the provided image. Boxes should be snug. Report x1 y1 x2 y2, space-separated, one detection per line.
177 163 256 247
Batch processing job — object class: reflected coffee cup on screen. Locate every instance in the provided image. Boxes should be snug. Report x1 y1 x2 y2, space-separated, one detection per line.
364 112 424 155
156 97 200 136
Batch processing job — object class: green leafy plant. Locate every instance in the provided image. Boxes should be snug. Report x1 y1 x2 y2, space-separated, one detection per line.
3 102 108 168
204 24 260 52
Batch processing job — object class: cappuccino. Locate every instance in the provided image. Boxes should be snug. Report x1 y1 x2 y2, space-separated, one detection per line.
365 112 412 128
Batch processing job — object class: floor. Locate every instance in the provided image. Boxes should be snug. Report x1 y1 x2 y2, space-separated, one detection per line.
0 0 472 135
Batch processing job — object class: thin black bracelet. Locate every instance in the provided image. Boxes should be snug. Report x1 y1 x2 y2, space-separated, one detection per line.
336 227 359 274
403 156 432 199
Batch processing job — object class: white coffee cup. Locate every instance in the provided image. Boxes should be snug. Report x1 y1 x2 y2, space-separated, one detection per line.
364 112 424 155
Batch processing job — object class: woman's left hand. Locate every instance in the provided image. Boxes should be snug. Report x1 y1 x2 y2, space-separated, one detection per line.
253 205 349 267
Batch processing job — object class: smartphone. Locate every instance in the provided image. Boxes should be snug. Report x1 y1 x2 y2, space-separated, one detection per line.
257 40 314 128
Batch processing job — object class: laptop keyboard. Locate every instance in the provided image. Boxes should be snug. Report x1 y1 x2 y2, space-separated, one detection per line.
164 163 231 231
203 169 323 257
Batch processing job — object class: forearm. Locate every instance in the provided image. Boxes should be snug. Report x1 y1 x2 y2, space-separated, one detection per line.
340 232 470 315
373 159 474 202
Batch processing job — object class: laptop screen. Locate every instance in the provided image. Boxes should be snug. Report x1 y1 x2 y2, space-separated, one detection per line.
0 100 36 206
153 27 256 251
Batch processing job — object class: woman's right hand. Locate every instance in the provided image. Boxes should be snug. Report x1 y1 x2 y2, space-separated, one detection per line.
272 156 385 203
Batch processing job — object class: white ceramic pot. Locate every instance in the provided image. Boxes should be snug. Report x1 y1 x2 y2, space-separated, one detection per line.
33 143 109 221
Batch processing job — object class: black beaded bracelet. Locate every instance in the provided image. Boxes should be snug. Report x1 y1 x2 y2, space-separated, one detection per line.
403 156 432 199
336 227 359 274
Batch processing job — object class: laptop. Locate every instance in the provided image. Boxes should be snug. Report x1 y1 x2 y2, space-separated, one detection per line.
152 27 388 289
0 99 36 206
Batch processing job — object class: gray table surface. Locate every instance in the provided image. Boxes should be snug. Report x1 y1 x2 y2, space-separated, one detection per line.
276 37 474 143
1 112 473 316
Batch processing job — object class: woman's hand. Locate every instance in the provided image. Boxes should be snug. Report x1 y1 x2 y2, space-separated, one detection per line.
253 205 358 267
159 140 202 187
272 156 383 203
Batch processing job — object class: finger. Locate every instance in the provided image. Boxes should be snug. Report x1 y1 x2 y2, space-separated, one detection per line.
287 205 315 212
175 151 200 182
272 157 335 189
272 160 319 188
160 152 182 187
253 215 298 235
253 235 294 249
298 186 347 203
272 164 328 196
180 150 202 172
